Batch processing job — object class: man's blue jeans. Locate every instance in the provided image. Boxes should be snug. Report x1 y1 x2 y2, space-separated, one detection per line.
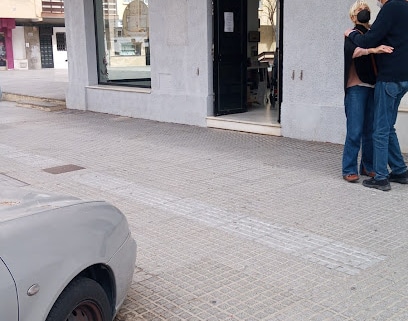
373 81 408 180
342 86 374 176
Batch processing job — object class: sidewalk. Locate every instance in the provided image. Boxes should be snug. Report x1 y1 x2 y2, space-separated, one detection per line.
1 71 408 321
0 69 68 100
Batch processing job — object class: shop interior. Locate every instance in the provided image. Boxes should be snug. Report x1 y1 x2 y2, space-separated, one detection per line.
211 0 282 133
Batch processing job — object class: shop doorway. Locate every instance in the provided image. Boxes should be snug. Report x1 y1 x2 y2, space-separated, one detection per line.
212 0 283 130
40 26 54 69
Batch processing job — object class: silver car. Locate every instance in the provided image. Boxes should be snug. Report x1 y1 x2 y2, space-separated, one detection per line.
0 183 136 321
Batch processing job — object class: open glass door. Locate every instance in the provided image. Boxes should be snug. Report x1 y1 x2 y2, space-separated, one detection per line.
213 0 248 116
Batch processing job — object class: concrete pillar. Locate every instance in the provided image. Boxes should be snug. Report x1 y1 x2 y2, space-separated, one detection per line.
24 26 41 70
64 0 98 110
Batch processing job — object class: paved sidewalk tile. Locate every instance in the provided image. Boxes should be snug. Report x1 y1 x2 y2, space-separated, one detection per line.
1 101 408 321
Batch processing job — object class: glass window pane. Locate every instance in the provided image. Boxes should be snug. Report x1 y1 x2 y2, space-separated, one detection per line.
94 0 150 87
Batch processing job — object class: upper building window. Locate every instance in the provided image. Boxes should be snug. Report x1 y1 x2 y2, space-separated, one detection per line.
42 0 64 14
103 0 117 15
95 0 150 88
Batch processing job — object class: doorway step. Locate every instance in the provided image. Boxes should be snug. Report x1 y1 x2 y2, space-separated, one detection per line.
207 101 281 136
206 116 281 136
2 92 66 112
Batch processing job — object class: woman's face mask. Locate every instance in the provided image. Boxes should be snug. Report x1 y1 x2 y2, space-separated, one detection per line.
357 9 371 23
377 0 383 8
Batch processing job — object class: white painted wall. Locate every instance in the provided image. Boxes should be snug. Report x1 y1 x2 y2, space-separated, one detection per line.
280 1 348 144
64 0 408 151
12 27 28 70
65 0 213 126
280 0 408 152
12 27 26 60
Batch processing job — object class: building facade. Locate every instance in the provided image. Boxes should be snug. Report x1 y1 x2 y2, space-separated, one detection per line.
64 0 408 151
0 0 67 70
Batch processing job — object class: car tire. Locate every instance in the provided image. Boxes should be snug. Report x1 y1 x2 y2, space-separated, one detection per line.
46 277 112 321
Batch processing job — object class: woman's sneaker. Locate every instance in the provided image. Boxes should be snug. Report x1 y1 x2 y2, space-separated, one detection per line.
389 171 408 184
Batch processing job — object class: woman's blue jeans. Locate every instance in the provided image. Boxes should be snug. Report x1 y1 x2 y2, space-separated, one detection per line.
372 81 408 180
342 85 374 176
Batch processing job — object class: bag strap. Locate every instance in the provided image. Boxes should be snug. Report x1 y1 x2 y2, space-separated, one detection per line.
354 28 378 76
370 55 378 76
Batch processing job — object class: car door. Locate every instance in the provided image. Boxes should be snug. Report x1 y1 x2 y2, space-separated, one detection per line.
0 258 18 321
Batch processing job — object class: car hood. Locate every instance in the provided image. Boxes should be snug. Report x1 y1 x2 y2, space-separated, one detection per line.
0 185 84 223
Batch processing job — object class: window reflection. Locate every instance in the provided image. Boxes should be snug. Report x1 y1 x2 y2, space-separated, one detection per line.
95 0 150 87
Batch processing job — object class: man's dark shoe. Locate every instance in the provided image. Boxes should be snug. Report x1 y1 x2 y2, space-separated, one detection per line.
362 177 391 191
389 171 408 184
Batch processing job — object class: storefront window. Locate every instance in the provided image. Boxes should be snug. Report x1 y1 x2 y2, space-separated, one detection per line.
94 0 150 87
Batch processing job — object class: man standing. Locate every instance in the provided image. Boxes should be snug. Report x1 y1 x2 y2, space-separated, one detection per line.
345 0 408 191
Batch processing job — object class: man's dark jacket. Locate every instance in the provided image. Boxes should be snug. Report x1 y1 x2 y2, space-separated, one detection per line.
348 0 408 82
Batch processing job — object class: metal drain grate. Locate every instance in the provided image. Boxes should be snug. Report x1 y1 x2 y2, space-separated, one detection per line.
43 164 85 174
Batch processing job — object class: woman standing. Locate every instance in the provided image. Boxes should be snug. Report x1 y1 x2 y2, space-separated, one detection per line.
342 0 392 182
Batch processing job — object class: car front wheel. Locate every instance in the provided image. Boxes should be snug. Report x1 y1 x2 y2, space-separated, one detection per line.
46 277 112 321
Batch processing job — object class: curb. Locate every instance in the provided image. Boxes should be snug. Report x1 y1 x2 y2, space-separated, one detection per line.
2 92 66 112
